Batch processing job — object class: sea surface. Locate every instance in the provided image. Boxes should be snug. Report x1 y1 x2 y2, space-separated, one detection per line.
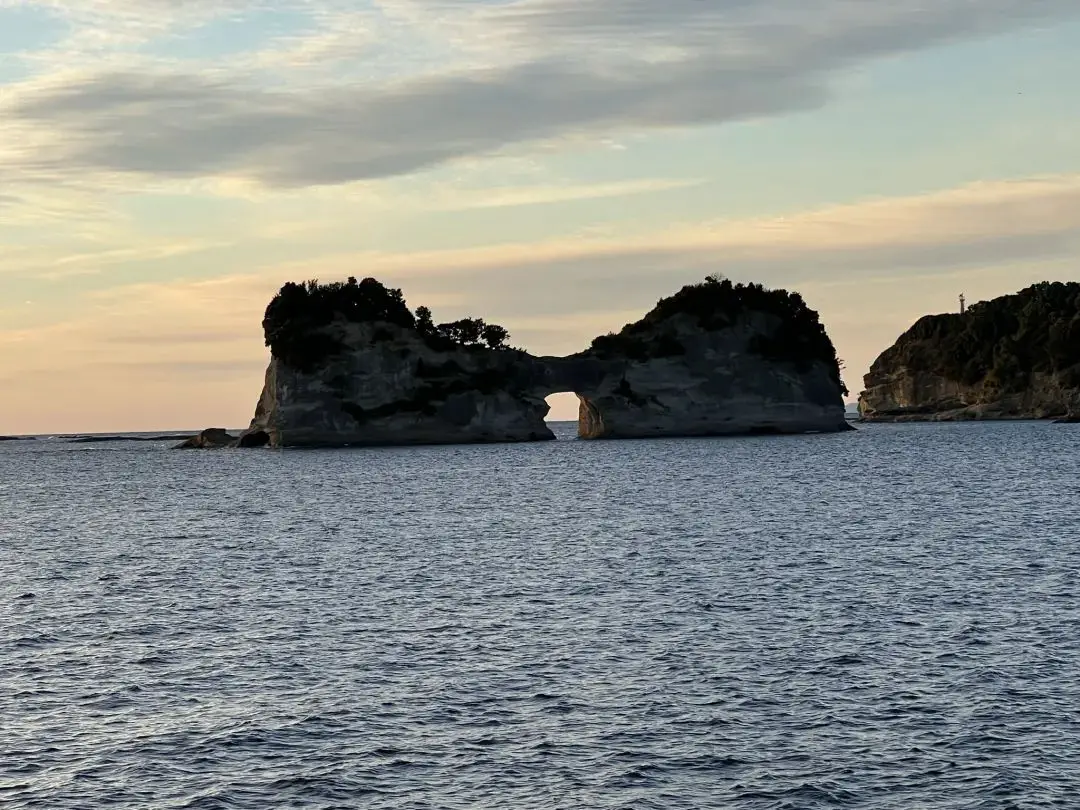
2 421 1079 809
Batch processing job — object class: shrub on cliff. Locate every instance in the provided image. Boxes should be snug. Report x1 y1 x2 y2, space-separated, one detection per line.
589 275 846 394
875 281 1080 390
263 277 513 369
432 318 510 350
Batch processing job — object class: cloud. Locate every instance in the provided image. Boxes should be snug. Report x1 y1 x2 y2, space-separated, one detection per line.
105 358 266 376
101 328 250 345
0 62 822 186
2 0 1077 188
250 174 1080 310
420 177 704 211
0 230 227 278
15 0 261 41
478 0 1068 49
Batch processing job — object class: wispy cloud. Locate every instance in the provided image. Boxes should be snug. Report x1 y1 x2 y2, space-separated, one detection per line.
2 0 1076 189
251 174 1080 297
418 177 704 211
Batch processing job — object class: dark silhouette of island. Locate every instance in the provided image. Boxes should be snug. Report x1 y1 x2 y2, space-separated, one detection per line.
859 281 1080 421
182 275 850 448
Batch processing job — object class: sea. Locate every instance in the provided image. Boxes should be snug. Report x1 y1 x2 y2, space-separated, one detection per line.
2 420 1079 809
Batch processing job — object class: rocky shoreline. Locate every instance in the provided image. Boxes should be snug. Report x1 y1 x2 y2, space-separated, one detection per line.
857 371 1080 423
858 282 1080 423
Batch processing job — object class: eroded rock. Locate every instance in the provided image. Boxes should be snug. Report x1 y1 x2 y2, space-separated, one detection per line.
175 428 238 449
245 324 554 447
858 282 1080 422
236 429 271 448
221 276 850 448
558 310 848 439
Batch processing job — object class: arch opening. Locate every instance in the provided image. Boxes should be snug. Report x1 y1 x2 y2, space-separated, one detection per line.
544 392 580 424
543 392 606 440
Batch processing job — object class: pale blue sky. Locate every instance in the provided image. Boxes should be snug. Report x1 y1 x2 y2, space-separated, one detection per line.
1 1 1078 433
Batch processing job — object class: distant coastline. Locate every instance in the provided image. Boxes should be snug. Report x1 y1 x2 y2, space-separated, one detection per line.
859 282 1080 423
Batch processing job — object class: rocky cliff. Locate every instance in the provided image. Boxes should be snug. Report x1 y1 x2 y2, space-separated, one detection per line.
859 281 1080 421
555 280 849 439
210 275 848 448
243 321 553 447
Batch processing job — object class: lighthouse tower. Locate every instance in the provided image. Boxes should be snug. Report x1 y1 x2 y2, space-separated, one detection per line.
959 293 966 314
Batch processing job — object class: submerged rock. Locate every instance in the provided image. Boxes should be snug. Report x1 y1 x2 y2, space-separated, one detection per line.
190 275 850 448
859 282 1080 422
67 434 192 444
175 428 238 449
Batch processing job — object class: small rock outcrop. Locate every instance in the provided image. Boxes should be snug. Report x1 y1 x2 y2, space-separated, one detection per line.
175 428 238 449
859 282 1080 421
191 275 850 448
236 429 271 447
68 434 191 444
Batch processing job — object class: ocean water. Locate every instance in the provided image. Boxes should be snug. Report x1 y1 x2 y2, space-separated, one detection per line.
2 421 1079 809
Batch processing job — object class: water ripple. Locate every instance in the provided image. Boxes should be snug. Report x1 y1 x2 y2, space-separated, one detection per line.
2 422 1080 807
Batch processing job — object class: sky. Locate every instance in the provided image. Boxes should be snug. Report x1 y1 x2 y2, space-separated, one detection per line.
1 1 1078 434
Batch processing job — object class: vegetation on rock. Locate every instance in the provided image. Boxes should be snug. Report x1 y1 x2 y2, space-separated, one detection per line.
589 275 847 395
872 282 1080 391
262 274 847 399
263 277 512 369
414 305 511 352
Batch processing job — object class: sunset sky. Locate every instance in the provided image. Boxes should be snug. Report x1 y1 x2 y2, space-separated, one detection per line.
1 1 1079 434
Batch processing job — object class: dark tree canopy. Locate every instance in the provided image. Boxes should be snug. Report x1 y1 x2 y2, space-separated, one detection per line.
589 275 846 394
263 277 513 369
481 323 510 350
874 281 1080 390
414 305 435 335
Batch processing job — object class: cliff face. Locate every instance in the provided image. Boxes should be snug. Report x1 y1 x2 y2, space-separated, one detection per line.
225 276 849 448
859 368 1080 421
552 313 846 439
244 322 552 447
859 282 1080 422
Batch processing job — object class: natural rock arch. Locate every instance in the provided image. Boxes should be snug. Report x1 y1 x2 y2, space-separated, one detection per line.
188 275 851 448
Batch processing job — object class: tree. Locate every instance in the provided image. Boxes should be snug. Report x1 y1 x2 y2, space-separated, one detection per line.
457 318 484 345
436 321 461 344
415 306 434 335
263 276 515 359
482 323 509 349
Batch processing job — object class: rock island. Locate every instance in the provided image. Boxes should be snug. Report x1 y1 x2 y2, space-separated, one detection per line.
186 275 850 448
859 282 1080 422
